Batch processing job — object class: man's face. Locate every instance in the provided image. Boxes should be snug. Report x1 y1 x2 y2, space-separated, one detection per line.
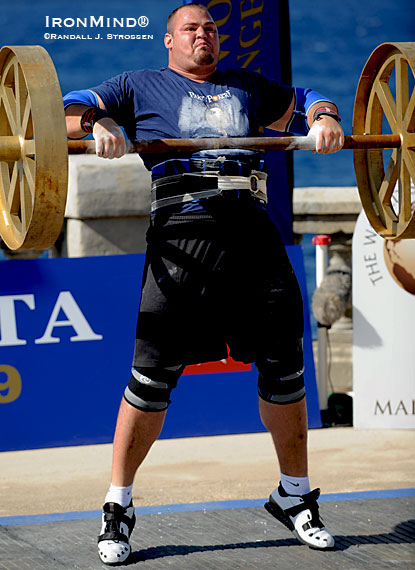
165 6 219 72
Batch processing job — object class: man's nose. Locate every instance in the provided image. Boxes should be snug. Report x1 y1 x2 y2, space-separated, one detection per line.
196 26 208 38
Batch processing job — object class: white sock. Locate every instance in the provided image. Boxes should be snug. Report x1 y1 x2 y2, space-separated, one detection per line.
280 473 310 496
105 483 133 508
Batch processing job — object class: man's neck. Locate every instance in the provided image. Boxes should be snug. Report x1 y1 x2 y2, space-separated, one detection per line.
168 63 216 83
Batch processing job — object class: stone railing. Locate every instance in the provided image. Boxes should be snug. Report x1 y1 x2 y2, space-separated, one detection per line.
62 154 151 257
293 185 361 399
293 186 361 238
62 155 362 258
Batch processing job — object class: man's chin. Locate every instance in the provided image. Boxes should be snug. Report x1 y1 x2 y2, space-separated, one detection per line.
193 51 215 66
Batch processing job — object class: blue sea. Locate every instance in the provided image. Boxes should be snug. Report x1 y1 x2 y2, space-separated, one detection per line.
1 0 414 333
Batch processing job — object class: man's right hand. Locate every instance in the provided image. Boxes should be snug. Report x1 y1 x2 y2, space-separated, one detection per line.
93 118 128 159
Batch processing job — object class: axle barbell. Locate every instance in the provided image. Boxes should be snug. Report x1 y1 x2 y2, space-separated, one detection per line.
0 42 414 251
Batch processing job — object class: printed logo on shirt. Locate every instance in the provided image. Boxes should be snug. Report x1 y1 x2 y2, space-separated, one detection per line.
188 89 231 103
178 93 249 138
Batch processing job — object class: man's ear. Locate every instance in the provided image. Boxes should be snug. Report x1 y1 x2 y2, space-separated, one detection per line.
164 33 173 49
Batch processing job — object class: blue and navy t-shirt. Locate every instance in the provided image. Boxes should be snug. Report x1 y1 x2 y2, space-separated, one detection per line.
91 67 293 172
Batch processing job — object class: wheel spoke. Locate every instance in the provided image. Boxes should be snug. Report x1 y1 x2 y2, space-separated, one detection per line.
402 147 415 179
395 55 408 124
22 156 35 195
0 162 11 205
1 57 18 134
367 155 387 227
398 158 411 223
0 86 11 137
375 79 397 132
1 85 17 134
21 87 32 137
378 149 399 206
14 61 22 129
403 87 415 132
7 162 19 211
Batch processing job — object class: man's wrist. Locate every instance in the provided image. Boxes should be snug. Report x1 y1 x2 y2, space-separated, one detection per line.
312 105 341 124
80 107 109 133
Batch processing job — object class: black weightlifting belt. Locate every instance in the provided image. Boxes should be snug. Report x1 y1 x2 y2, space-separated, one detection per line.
151 171 267 211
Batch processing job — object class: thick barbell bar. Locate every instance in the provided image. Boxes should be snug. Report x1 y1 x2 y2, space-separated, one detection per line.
66 134 404 155
0 133 402 162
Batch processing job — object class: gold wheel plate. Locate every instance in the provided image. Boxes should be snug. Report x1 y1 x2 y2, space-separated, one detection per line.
0 45 68 250
353 42 415 239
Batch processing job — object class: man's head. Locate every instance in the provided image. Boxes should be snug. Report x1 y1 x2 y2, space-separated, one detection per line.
164 3 219 78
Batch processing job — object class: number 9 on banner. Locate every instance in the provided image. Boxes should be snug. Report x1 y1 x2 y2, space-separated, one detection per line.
0 365 22 403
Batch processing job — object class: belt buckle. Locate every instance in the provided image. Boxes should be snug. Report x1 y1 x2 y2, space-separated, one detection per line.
250 174 260 193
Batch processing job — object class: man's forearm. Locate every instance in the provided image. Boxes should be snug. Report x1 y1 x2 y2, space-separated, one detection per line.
65 104 127 159
306 102 340 128
65 104 92 139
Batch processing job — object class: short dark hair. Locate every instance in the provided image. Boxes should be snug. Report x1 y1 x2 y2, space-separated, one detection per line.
167 3 211 35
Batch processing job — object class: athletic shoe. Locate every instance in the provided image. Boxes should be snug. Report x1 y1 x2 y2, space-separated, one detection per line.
97 501 136 565
264 484 335 549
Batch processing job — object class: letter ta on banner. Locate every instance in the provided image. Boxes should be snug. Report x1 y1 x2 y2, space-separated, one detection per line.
0 294 35 346
35 291 103 344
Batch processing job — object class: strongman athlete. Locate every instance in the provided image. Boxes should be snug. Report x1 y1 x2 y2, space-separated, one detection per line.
65 3 344 565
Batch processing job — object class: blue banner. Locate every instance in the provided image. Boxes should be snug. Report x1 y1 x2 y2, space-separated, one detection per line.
195 0 294 243
0 247 320 452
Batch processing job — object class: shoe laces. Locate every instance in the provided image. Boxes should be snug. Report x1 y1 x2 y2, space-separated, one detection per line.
105 519 121 536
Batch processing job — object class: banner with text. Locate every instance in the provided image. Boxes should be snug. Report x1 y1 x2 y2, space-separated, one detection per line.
196 0 294 243
352 211 415 429
0 247 320 452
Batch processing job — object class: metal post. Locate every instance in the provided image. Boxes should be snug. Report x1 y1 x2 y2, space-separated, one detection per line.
312 235 331 412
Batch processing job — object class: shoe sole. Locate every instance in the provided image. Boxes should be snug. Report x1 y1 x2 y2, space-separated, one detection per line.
264 500 295 531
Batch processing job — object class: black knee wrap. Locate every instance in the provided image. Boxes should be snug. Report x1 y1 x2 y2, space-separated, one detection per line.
124 365 184 412
256 339 305 404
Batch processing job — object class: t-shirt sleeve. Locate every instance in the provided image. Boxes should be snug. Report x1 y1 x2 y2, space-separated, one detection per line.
247 70 294 127
90 72 135 128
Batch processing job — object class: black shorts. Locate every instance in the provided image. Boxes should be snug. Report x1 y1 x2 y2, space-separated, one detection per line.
132 194 304 368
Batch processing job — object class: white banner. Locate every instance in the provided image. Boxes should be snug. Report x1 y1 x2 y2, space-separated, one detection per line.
352 211 415 429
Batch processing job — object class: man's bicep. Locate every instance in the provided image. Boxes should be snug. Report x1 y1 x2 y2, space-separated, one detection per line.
92 91 107 111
